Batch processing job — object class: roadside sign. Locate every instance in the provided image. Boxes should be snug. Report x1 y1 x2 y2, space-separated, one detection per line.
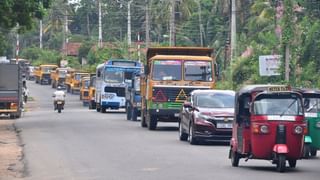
259 55 281 76
60 60 68 67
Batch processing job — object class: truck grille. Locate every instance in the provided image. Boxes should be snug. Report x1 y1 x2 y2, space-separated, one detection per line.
104 87 125 97
42 74 50 79
152 87 209 102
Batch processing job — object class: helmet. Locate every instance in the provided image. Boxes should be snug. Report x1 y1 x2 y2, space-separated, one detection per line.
57 86 62 90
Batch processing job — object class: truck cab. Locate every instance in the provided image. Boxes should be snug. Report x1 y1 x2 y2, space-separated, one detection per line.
50 67 69 88
126 73 141 121
35 64 58 85
80 76 90 105
65 71 90 94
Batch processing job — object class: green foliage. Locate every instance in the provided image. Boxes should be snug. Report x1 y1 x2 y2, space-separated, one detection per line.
20 47 60 66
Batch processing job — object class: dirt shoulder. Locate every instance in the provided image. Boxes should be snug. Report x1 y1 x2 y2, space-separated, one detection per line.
0 119 24 180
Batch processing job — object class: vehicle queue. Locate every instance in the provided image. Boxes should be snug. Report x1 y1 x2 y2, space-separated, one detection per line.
27 47 320 173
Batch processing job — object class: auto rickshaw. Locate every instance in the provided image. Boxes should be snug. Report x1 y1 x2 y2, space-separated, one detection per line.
299 89 320 158
229 85 306 172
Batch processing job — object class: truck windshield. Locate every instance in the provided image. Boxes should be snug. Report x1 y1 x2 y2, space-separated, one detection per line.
104 67 124 83
84 80 90 88
152 60 181 81
75 74 87 81
195 93 235 108
58 70 67 78
184 61 212 81
42 67 53 73
254 94 303 116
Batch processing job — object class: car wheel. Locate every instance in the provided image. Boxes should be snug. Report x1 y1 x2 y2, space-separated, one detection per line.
188 123 198 145
179 122 188 141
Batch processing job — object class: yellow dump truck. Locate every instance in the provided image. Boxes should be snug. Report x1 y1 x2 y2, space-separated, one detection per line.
80 76 90 105
34 64 58 85
50 67 70 88
65 71 90 94
140 47 218 130
88 75 96 109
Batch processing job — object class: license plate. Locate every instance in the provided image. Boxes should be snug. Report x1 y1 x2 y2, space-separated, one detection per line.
216 123 232 129
57 101 62 104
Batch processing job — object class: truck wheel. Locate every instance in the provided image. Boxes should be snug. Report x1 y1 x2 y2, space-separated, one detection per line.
126 104 132 120
147 114 157 130
276 154 286 172
9 114 15 119
179 122 188 141
92 101 96 109
141 110 147 127
132 108 138 121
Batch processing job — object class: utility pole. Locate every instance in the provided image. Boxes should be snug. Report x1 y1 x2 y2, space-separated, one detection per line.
63 6 68 57
40 19 43 49
16 29 19 61
169 0 176 46
128 0 133 46
98 0 103 48
197 0 203 47
230 0 237 61
145 0 150 48
137 32 141 63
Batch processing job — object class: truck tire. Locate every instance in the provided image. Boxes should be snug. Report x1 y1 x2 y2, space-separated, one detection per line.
126 104 132 120
141 110 147 127
132 108 138 121
147 113 157 130
91 101 96 109
9 114 15 119
101 107 106 113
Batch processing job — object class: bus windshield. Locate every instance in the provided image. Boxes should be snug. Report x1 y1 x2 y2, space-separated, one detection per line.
254 94 303 116
152 60 181 81
104 67 124 83
184 61 212 81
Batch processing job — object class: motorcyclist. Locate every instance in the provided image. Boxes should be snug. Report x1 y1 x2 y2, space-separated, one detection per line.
53 86 66 110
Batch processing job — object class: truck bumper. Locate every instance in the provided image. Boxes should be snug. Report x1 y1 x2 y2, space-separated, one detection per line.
148 108 180 122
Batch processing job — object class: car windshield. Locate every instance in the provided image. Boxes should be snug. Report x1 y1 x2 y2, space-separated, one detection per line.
195 93 235 108
254 94 303 116
184 61 212 81
104 67 124 83
152 60 182 81
304 98 320 113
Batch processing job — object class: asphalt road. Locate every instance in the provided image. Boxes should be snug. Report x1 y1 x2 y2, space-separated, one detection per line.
15 81 320 180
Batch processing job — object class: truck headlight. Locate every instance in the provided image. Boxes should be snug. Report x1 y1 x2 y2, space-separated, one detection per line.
294 126 303 134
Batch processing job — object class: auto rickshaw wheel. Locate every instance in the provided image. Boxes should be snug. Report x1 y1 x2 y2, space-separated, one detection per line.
230 149 240 167
310 148 317 157
288 159 296 168
276 154 286 172
303 144 310 158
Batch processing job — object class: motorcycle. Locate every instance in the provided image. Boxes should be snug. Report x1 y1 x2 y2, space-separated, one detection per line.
56 100 64 113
